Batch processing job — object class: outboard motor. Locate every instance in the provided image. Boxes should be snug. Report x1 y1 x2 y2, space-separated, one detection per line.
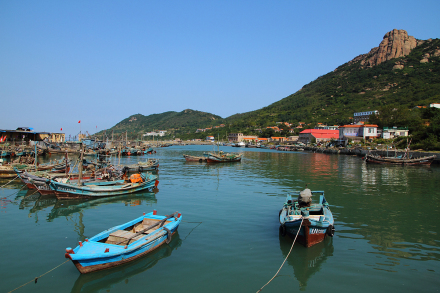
298 188 312 207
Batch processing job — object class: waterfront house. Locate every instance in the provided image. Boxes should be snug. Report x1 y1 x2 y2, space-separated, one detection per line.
270 137 287 142
228 133 258 142
0 128 52 142
382 127 409 139
256 138 268 143
338 124 378 146
298 129 339 144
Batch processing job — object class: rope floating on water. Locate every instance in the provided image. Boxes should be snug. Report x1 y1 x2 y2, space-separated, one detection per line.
0 175 19 188
8 260 70 293
182 221 202 241
256 217 304 293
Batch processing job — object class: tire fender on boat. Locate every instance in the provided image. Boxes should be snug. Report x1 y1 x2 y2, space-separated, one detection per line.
164 227 172 244
326 225 335 237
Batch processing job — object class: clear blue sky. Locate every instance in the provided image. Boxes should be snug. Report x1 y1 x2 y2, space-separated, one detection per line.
1 0 439 136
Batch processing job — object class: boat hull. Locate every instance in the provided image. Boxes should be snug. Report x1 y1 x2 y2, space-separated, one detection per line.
365 154 436 165
284 219 328 248
71 230 177 274
279 191 334 248
206 152 242 163
49 175 158 199
66 213 181 274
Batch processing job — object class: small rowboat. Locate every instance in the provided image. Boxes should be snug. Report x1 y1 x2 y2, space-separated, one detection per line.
279 189 335 247
65 211 182 274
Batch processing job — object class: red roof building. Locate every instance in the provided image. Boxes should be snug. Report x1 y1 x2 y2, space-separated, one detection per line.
298 129 339 144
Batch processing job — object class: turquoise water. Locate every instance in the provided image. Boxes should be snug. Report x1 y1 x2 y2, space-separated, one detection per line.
1 145 439 293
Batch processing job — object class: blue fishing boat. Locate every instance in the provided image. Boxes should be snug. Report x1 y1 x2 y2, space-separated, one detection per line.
48 173 158 199
65 211 182 274
279 188 335 247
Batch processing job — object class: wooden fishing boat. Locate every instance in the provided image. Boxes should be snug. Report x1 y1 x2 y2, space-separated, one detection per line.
206 152 242 163
364 153 436 165
0 164 29 178
0 158 70 178
183 155 207 162
279 189 334 247
15 169 121 193
122 159 159 172
65 211 182 274
47 173 158 199
70 231 180 291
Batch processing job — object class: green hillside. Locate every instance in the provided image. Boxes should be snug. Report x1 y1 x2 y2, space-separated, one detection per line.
98 35 440 149
226 38 440 128
100 109 224 138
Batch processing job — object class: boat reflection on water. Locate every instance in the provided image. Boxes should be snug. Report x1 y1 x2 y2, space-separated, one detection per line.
17 190 158 224
279 234 334 290
47 192 158 222
70 232 182 293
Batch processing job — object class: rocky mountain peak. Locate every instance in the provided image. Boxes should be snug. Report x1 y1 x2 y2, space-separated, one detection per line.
349 29 419 68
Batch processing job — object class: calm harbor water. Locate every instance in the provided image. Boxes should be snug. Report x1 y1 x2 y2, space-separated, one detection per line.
1 145 439 293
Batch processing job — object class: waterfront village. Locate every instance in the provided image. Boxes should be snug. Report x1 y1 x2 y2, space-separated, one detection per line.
1 104 439 151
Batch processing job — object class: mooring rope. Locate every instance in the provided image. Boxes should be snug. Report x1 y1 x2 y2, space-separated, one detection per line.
6 220 202 292
8 260 70 293
181 221 203 241
2 184 27 198
256 217 304 293
0 175 19 188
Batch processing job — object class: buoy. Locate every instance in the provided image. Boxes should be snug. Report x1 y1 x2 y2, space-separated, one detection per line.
153 210 157 215
178 213 181 218
79 241 83 247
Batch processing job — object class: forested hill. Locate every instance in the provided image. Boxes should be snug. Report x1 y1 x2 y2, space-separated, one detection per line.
225 30 440 128
98 29 440 143
105 109 224 135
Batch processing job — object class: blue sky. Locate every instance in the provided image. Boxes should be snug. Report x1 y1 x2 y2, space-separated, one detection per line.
1 0 439 136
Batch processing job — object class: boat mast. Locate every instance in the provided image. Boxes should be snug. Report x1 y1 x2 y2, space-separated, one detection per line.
78 143 84 185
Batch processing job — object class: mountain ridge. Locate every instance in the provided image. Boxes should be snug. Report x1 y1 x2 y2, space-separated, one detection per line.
99 29 440 141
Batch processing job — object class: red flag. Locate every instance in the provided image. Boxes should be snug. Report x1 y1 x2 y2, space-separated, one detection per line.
78 120 81 123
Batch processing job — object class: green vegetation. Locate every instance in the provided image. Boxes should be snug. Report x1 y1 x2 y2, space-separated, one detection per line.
98 38 440 149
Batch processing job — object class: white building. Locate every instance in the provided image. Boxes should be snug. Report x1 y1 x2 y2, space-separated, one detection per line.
143 130 167 137
353 110 379 123
430 103 440 109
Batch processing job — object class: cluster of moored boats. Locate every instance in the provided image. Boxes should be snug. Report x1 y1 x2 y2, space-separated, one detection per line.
183 151 243 163
0 143 178 274
9 141 436 276
1 147 160 199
